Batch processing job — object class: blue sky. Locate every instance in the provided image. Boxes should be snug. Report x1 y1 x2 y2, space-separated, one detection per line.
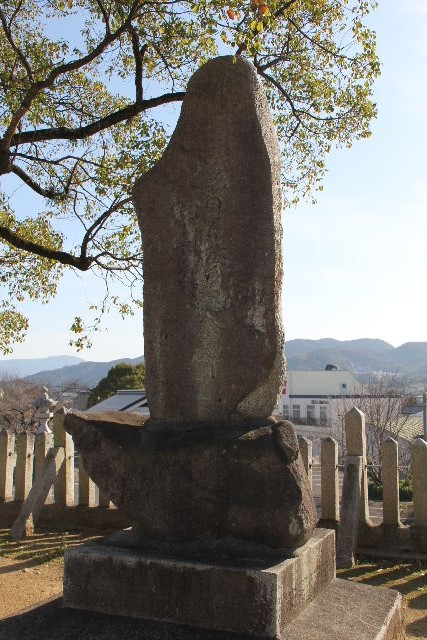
1 0 426 362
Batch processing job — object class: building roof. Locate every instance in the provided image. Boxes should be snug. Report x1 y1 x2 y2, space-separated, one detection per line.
397 412 425 442
88 389 149 415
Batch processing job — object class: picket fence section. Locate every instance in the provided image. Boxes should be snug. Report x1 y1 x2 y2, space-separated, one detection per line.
1 408 427 553
0 413 130 533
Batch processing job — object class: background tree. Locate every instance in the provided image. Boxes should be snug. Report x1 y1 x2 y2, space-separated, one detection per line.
0 375 42 433
0 0 379 351
332 374 419 485
87 361 145 406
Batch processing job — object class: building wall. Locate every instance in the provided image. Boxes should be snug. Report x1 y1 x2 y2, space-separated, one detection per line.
277 370 362 427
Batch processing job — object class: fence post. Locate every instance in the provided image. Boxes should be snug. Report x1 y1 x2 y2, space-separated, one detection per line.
78 460 96 507
15 433 35 502
98 489 112 508
321 436 339 522
298 436 312 489
53 411 74 507
382 437 400 527
0 432 16 501
412 438 427 528
345 407 370 524
34 432 53 478
34 432 54 504
10 447 65 540
336 455 362 569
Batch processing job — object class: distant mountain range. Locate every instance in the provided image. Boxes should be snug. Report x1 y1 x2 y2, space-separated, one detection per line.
23 356 145 388
285 339 427 383
0 338 426 388
0 355 85 378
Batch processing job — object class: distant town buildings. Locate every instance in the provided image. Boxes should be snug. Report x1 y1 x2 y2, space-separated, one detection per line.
277 367 362 428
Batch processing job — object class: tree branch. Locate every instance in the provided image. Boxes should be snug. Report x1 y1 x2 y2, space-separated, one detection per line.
95 0 111 36
287 16 353 62
81 198 132 260
2 0 142 145
12 150 103 168
257 68 345 127
10 91 185 147
235 0 298 56
129 26 145 103
11 164 64 199
256 68 304 124
274 0 299 20
0 8 34 81
0 226 92 271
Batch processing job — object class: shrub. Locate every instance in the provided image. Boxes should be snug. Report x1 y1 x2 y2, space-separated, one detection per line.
368 480 413 502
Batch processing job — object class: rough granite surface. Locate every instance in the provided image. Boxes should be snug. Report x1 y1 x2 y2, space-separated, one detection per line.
65 412 317 549
132 56 285 424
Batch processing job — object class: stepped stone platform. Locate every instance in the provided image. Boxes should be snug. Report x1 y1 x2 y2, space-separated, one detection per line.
61 528 401 640
1 571 401 640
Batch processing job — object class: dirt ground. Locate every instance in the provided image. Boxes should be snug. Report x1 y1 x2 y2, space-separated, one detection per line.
0 529 426 638
0 530 100 619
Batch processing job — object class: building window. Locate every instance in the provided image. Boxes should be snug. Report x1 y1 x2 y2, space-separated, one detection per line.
306 404 316 426
340 383 347 391
292 405 301 420
282 404 289 418
319 405 328 424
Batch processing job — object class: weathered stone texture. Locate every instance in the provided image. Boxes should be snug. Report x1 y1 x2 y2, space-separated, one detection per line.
282 578 402 640
63 529 335 638
65 412 317 549
133 56 285 424
336 455 362 569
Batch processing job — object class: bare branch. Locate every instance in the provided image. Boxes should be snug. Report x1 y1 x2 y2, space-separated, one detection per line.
258 68 346 127
256 68 305 125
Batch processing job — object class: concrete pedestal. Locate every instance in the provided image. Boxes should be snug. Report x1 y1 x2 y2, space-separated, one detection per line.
63 528 401 639
64 529 335 638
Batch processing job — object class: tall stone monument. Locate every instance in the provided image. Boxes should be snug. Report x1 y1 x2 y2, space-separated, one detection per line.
63 57 401 639
64 56 316 550
134 55 284 425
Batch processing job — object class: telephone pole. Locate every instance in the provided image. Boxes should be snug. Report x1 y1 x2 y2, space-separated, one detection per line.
423 391 427 440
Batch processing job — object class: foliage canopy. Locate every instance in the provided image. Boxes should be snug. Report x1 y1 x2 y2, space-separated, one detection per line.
0 0 379 351
87 361 145 406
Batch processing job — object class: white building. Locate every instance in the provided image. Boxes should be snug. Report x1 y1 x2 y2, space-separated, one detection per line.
277 368 363 428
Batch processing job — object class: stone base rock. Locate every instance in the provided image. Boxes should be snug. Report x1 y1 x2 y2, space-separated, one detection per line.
282 579 402 640
64 412 317 549
63 528 402 639
64 529 335 638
